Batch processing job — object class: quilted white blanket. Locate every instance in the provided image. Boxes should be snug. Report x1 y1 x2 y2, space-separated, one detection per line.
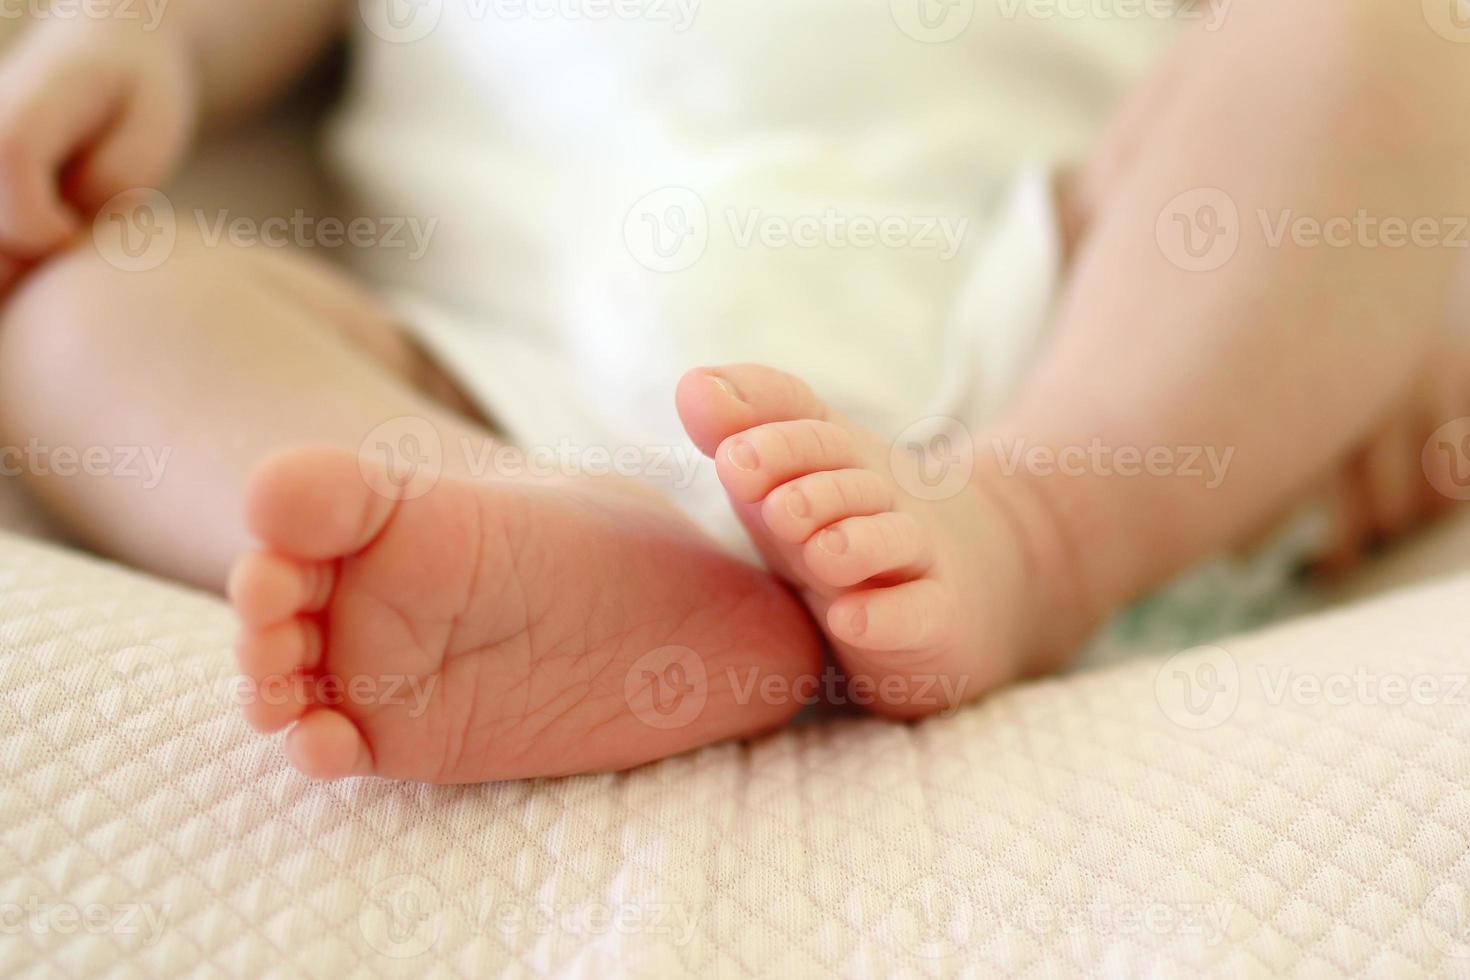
3 529 1469 978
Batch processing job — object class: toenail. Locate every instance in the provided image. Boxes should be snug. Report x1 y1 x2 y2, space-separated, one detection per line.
707 372 744 402
728 440 759 472
848 605 867 636
819 527 848 555
785 488 811 518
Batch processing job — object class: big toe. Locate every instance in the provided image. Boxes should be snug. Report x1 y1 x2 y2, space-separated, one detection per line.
675 363 832 457
244 446 400 561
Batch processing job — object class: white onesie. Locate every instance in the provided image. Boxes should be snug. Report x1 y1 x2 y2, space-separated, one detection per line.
327 3 1330 660
328 0 1181 554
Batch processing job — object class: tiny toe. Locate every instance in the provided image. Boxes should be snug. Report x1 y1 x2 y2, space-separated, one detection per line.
716 419 861 502
762 468 895 544
228 551 335 627
235 618 324 733
828 579 953 652
285 709 375 780
802 512 930 588
245 446 400 561
676 363 830 456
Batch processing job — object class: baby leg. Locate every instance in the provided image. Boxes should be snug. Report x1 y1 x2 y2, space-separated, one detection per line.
0 222 491 590
1006 0 1470 620
678 2 1470 715
0 221 823 780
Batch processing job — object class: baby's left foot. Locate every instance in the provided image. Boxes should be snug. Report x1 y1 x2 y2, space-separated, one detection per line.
677 364 1099 717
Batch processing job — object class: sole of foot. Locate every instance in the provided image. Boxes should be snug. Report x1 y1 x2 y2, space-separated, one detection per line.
228 445 824 782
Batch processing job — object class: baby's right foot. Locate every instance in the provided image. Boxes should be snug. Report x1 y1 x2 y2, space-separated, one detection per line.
677 364 1101 717
228 446 823 783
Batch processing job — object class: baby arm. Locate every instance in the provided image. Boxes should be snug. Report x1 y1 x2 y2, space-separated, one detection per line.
0 0 350 289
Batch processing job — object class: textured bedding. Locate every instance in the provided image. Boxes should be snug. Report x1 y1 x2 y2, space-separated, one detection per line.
3 17 1470 977
4 526 1470 978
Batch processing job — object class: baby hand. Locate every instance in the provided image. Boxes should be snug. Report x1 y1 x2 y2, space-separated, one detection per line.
0 16 199 288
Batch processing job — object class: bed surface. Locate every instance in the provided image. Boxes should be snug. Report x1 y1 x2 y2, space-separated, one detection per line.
3 519 1470 977
3 15 1470 973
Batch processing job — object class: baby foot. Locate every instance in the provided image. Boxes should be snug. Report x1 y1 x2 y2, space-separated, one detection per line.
227 446 822 782
677 364 1099 717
